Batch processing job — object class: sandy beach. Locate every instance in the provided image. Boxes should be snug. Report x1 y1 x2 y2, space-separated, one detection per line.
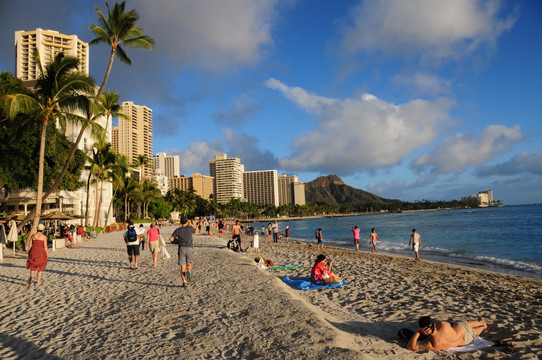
1 228 540 359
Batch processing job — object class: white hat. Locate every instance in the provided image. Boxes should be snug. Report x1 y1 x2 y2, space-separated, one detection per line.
37 224 45 231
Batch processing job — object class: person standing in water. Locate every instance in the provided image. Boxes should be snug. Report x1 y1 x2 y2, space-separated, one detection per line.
409 229 422 260
369 228 380 253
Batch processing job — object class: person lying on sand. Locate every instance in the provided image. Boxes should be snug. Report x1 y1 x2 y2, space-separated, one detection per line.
406 315 487 351
310 254 344 285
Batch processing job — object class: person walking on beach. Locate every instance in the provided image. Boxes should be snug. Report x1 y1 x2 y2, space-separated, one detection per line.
124 222 140 269
315 228 324 249
285 226 290 241
231 220 243 252
350 226 360 251
272 220 279 243
170 216 197 287
407 315 487 351
370 228 380 253
26 223 48 286
218 220 224 238
146 223 160 268
409 229 422 260
137 224 146 250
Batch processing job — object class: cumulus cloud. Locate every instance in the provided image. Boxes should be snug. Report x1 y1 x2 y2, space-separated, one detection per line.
338 0 517 61
412 124 523 173
223 129 279 171
266 78 453 174
476 150 542 177
133 0 277 70
393 72 452 96
170 139 224 175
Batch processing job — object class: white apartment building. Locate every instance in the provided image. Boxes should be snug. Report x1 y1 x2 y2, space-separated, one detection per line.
243 170 279 207
152 169 169 196
278 174 306 205
153 152 180 178
119 101 153 179
6 29 113 226
209 154 244 204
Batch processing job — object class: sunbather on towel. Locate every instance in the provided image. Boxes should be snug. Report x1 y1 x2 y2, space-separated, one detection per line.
407 316 487 351
310 254 344 285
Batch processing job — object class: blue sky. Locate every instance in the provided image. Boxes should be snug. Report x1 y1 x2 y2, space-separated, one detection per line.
1 0 541 205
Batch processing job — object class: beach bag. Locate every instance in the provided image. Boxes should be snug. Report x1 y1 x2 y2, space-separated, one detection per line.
162 247 171 259
127 228 137 243
159 234 166 248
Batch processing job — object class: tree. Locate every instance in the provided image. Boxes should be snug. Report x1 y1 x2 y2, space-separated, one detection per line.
89 0 155 97
133 154 150 184
2 53 95 233
100 90 128 135
105 152 131 223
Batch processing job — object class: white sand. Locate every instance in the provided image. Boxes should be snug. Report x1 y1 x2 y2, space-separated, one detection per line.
0 228 540 359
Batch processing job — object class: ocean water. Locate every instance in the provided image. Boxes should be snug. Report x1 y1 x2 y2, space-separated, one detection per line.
251 204 542 279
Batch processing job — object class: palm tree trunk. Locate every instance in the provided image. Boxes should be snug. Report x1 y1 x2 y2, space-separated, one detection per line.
84 169 92 227
29 117 48 238
97 47 116 98
93 176 100 227
105 187 117 225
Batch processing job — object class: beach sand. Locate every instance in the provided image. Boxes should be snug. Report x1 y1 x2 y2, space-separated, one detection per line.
0 228 540 359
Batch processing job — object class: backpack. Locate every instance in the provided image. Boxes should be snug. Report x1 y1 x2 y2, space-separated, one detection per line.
127 228 138 243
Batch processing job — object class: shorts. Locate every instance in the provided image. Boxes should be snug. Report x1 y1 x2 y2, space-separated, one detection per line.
178 247 194 266
454 320 475 345
413 244 419 252
149 240 160 253
127 245 140 256
317 239 323 245
354 238 359 245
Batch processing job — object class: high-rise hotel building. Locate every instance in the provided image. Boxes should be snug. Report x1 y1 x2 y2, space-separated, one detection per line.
209 154 244 204
118 101 153 179
278 174 306 205
15 28 89 87
169 174 214 200
243 170 279 207
153 152 180 178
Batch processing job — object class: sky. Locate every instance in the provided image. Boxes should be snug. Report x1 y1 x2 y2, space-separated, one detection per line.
1 0 541 205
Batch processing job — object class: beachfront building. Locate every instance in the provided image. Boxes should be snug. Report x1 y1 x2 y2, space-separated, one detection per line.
169 174 214 200
15 28 89 87
111 126 119 153
152 169 169 196
153 152 180 178
278 174 306 205
243 170 279 207
118 101 153 180
5 29 113 227
209 154 244 204
478 190 494 207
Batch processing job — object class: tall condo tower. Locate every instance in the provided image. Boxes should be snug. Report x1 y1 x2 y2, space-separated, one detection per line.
153 152 180 178
119 101 153 179
243 170 279 207
209 154 244 204
278 174 306 205
15 28 89 86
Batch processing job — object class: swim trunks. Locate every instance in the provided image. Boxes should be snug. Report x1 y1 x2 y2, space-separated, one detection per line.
454 320 475 345
413 244 419 252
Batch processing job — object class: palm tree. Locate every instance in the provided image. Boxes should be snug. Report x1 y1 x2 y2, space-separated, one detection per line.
89 0 155 98
100 90 128 136
3 53 95 233
104 153 131 224
141 180 161 218
123 177 140 221
134 154 150 184
90 140 117 227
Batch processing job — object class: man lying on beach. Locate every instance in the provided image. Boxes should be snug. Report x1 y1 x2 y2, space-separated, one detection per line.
406 316 487 351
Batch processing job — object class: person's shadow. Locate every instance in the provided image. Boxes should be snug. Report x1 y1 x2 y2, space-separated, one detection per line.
0 333 62 360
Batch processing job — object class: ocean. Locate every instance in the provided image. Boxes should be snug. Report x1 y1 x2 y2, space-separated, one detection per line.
251 204 542 279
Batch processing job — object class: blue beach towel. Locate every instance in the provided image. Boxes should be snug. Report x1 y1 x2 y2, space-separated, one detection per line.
282 276 347 290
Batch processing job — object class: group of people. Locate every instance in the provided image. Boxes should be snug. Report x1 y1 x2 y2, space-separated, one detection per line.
348 226 422 260
123 222 162 269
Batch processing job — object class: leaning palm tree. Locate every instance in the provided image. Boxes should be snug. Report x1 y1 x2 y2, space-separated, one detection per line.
3 52 95 234
89 0 155 98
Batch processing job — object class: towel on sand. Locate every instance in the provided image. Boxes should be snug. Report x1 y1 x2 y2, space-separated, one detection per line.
282 276 347 290
268 265 304 271
446 337 494 352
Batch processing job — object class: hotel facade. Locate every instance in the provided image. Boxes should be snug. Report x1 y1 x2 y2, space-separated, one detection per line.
209 154 244 204
243 170 279 207
169 174 214 200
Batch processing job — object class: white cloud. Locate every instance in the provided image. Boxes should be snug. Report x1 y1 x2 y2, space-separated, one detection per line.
412 124 523 173
476 150 542 176
393 72 452 96
266 78 453 174
133 0 277 70
223 129 279 170
338 0 517 61
171 140 224 175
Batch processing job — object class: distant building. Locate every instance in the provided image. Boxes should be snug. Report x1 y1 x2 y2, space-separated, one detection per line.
478 190 494 207
118 101 153 179
278 174 306 205
15 28 89 86
153 152 180 178
169 173 214 200
111 126 119 153
243 170 279 207
152 169 169 196
209 154 244 204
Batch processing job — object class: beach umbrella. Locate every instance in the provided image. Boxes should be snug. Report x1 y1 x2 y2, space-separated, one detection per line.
7 220 18 256
41 211 76 220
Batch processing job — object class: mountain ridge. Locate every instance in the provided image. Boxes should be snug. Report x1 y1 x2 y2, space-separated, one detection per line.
305 174 392 205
